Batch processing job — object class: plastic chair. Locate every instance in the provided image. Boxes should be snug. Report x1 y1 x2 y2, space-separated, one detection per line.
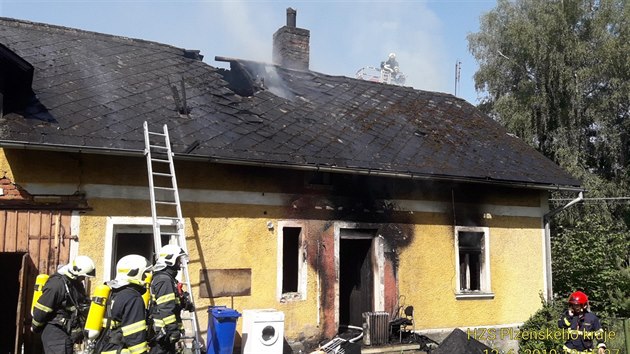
389 305 415 343
399 306 415 342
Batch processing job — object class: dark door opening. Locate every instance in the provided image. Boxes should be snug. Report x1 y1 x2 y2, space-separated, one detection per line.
339 235 374 327
0 252 25 354
112 233 168 276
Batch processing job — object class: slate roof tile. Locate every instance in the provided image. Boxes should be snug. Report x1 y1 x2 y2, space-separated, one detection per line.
0 17 580 189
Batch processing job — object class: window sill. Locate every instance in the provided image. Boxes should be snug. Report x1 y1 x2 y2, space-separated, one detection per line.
455 292 495 300
279 292 305 303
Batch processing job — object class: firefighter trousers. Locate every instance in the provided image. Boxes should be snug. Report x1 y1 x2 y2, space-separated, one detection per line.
41 323 73 354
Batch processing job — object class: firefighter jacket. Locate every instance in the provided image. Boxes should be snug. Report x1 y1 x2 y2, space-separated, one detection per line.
98 284 149 354
32 272 89 333
558 310 606 353
149 268 183 338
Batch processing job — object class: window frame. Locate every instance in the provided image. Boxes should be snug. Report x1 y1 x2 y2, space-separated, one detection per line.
276 220 307 302
104 216 175 282
454 226 494 299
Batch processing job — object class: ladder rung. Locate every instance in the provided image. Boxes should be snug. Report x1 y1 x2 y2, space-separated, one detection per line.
152 172 173 177
144 122 201 354
154 187 175 191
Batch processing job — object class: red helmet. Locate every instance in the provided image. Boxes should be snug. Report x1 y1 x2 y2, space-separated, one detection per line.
568 291 588 305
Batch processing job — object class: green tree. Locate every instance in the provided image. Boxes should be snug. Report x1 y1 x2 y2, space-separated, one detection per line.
468 0 630 316
552 216 630 317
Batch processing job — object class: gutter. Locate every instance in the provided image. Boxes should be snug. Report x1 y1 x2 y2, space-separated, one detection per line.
543 191 584 302
0 140 584 192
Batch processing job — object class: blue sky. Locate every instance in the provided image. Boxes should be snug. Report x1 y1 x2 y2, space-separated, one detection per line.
0 0 496 105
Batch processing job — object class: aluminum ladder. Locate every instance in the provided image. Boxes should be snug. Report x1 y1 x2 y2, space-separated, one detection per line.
143 121 202 354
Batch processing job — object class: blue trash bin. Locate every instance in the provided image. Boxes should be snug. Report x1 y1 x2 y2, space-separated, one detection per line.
207 306 241 354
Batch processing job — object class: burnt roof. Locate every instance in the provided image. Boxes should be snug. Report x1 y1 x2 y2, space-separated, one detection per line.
0 18 581 190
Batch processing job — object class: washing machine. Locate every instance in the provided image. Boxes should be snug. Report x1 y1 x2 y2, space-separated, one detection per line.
241 309 285 354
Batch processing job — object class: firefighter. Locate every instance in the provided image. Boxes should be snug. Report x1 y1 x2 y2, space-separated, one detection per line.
148 244 193 354
381 53 399 74
558 290 606 354
31 255 95 354
96 254 152 354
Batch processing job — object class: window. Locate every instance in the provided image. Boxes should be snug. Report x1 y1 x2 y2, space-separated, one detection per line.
282 227 300 293
455 226 493 299
104 217 173 281
277 221 307 301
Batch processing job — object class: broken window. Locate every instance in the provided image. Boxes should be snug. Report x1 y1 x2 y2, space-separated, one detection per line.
277 221 307 302
455 226 492 298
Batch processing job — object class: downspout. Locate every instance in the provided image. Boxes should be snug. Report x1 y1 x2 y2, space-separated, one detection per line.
543 191 583 302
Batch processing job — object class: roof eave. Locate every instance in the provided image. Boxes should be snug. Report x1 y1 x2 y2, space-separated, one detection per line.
0 140 583 192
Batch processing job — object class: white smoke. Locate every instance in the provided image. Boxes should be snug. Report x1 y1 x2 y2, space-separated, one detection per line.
200 1 451 93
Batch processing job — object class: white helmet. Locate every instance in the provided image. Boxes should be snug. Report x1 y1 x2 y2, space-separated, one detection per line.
389 52 396 59
62 255 96 279
156 244 188 269
114 254 152 286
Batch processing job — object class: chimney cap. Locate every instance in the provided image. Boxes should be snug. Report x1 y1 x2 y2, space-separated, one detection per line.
286 7 296 27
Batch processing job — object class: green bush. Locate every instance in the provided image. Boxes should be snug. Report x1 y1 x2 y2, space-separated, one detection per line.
518 295 565 352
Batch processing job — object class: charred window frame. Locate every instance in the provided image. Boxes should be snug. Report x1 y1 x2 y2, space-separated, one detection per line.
277 221 307 302
454 226 493 299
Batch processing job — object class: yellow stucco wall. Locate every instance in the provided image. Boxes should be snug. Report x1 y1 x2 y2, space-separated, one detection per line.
75 199 322 341
2 148 549 343
0 149 14 180
398 216 543 330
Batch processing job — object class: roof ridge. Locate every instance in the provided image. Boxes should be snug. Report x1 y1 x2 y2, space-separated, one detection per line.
0 16 198 55
233 57 468 102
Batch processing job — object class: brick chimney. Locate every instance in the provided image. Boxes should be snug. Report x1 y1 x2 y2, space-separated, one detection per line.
272 8 310 70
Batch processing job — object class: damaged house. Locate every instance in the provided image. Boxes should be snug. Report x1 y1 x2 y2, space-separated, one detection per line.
0 11 581 353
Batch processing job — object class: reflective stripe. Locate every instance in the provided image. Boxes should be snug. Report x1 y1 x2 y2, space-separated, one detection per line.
103 319 121 329
34 302 53 313
563 317 571 327
153 314 179 328
32 319 43 327
122 319 147 337
102 349 132 354
155 293 177 305
128 341 148 354
153 318 166 328
162 314 177 325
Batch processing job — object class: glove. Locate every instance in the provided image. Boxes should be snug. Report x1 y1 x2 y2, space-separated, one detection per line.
70 328 85 344
181 292 195 312
149 328 166 346
167 330 181 344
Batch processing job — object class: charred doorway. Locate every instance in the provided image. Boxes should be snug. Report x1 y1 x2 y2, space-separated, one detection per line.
339 228 378 327
0 252 25 354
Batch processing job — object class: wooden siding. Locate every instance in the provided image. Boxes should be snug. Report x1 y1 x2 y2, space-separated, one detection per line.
0 210 72 273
